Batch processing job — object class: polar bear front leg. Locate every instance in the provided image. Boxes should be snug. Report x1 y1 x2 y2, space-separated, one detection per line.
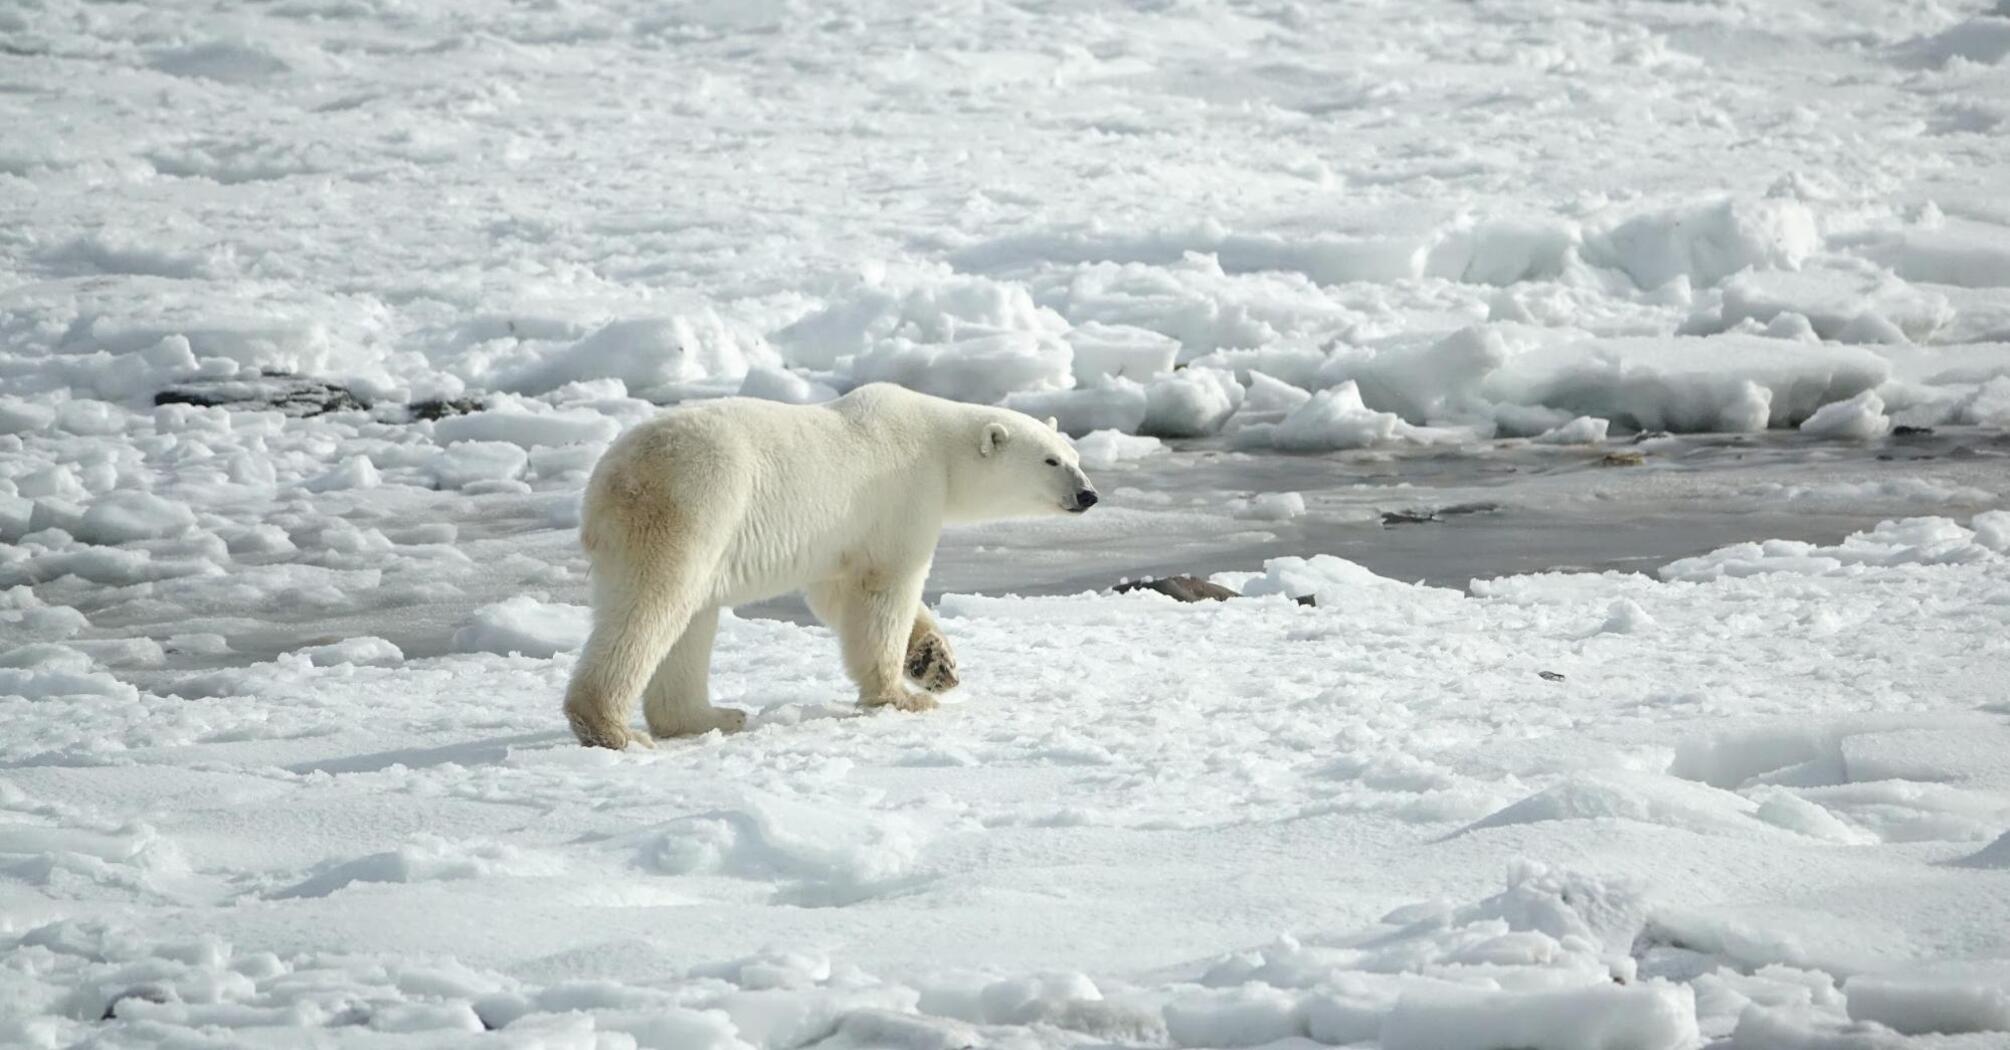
642 606 747 738
904 606 959 694
824 571 939 713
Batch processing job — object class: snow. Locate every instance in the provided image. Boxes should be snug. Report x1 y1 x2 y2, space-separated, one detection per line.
1218 553 1445 606
5 0 2010 1045
1600 598 1659 635
73 491 197 546
10 507 2000 1046
1240 370 1316 417
738 366 838 406
1659 512 2008 582
502 314 781 400
1961 376 2010 427
778 275 1074 403
431 407 621 450
1379 983 1699 1050
451 596 590 658
301 454 382 493
430 440 530 490
1069 323 1182 386
294 636 405 668
1844 975 2010 1036
1267 381 1461 452
1142 367 1245 438
1322 327 1508 427
1582 197 1820 292
1860 219 2010 292
1229 492 1307 523
0 399 56 435
1484 337 1892 434
1004 377 1149 437
1535 416 1612 445
1071 429 1163 471
1748 478 1994 508
1799 390 1894 440
1718 267 1954 345
1899 16 2010 70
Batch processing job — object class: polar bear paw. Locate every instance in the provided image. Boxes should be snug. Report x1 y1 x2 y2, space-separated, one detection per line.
863 689 940 714
569 714 656 751
904 631 959 693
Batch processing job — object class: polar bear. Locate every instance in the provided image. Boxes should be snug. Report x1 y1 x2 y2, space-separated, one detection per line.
563 383 1099 749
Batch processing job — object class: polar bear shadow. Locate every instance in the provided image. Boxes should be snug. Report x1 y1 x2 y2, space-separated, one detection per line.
288 730 571 775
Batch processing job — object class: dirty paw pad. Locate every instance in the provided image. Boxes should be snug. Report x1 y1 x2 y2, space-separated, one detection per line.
905 633 959 692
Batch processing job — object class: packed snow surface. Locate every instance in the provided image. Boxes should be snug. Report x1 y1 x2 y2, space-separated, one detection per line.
7 0 2010 1046
7 510 2010 1048
6 0 2010 442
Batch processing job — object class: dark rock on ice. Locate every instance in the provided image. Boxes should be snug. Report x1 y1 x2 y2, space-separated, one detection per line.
1113 575 1316 607
1114 575 1239 602
408 396 486 421
100 986 171 1021
156 374 367 416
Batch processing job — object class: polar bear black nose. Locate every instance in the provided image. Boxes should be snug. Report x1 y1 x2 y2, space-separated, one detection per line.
1074 489 1098 509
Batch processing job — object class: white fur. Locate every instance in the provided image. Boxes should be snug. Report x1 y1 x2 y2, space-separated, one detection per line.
562 383 1096 748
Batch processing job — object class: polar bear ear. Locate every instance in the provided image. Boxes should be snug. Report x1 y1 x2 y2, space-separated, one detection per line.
1042 416 1059 432
979 421 1010 457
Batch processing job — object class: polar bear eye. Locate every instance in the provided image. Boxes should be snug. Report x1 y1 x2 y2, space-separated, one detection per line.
1044 457 1059 466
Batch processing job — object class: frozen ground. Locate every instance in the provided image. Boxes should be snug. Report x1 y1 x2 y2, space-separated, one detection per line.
8 502 2010 1050
6 0 2010 1046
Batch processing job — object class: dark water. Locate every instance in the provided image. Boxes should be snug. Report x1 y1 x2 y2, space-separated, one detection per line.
91 428 2007 684
738 427 2008 622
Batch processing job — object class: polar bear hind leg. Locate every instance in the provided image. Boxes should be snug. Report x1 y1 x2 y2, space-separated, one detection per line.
641 606 747 738
566 494 739 748
562 567 696 749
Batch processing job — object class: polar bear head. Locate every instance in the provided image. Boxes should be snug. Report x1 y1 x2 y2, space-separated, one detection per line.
953 410 1099 521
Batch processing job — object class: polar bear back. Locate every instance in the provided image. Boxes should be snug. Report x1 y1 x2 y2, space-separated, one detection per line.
579 385 964 606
